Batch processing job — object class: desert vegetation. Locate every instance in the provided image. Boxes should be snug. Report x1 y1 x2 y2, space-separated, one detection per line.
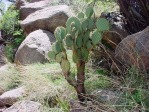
0 0 149 112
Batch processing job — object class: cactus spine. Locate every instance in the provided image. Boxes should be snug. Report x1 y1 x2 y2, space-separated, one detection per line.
48 6 109 102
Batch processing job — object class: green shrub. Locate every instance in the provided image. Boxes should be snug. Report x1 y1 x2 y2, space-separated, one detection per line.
0 5 25 62
0 1 5 15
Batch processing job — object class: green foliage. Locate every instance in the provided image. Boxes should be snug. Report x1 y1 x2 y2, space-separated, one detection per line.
0 5 18 34
0 5 25 62
0 1 5 15
5 44 14 62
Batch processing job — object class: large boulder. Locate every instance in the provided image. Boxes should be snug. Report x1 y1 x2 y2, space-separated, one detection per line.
29 0 50 3
20 5 72 35
102 31 123 50
19 1 49 20
15 30 55 65
115 26 149 72
4 101 42 112
0 88 4 96
15 0 27 9
0 87 25 107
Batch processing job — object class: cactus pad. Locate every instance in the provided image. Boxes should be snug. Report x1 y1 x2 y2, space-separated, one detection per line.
85 6 94 18
86 40 93 50
87 18 94 30
81 19 88 31
54 27 66 41
81 48 89 62
72 50 80 63
48 51 56 60
91 30 102 45
66 17 81 33
76 35 83 48
61 59 70 73
65 34 74 47
96 18 109 31
52 41 63 53
77 12 85 19
56 52 63 63
83 31 90 44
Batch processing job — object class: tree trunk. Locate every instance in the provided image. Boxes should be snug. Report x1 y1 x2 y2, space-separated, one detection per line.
75 61 86 102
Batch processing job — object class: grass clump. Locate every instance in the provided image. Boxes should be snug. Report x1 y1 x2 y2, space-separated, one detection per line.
85 73 111 93
0 64 21 91
114 67 149 111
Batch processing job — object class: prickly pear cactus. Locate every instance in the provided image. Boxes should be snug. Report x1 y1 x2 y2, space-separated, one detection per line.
48 6 109 80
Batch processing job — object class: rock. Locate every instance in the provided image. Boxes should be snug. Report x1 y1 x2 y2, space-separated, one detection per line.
21 5 72 35
3 101 42 112
0 107 6 112
0 87 25 107
115 26 149 72
15 0 27 9
29 0 50 3
0 88 4 96
92 89 120 103
102 31 123 50
15 30 55 65
20 1 49 20
0 65 9 72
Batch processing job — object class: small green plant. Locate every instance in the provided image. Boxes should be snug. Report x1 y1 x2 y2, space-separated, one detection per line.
48 4 109 102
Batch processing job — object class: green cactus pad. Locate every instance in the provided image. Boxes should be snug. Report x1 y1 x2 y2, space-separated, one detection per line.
48 51 56 60
65 34 74 47
72 53 78 63
61 59 70 73
60 27 66 39
86 40 93 50
66 17 81 33
61 51 67 59
70 26 78 39
54 27 66 41
83 31 90 44
52 43 56 51
72 50 81 63
91 30 102 45
87 18 94 30
56 52 63 63
81 19 88 31
81 48 89 62
77 12 85 19
85 6 94 18
76 35 83 48
52 41 63 53
96 18 109 31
